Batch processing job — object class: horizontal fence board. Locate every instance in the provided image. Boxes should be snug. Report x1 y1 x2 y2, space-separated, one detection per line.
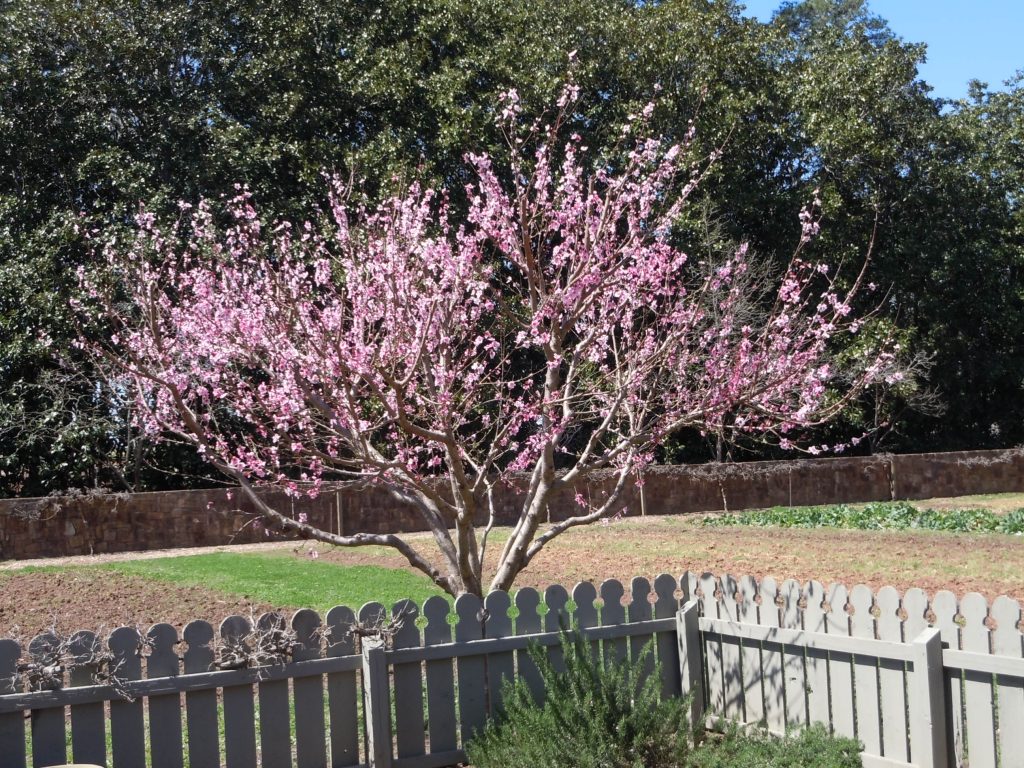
699 618 918 661
0 653 364 713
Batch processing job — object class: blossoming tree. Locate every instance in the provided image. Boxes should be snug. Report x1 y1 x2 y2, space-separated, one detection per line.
81 89 899 597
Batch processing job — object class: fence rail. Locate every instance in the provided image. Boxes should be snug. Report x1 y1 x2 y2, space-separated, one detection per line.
1 572 1023 768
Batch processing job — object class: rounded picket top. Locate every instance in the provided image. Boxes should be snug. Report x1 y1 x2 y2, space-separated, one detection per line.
292 608 323 660
182 620 216 673
600 578 626 609
875 587 902 641
514 588 542 633
825 583 850 635
256 611 287 633
630 577 653 616
803 581 827 632
182 620 215 649
779 578 803 627
571 580 598 609
484 590 512 620
146 624 180 677
68 630 101 666
544 584 570 630
736 575 759 622
902 588 930 639
358 601 388 629
422 596 452 644
325 605 357 655
959 592 991 649
719 574 740 621
391 599 421 647
651 573 675 610
108 626 143 679
454 592 483 623
849 585 875 638
422 596 450 625
932 590 961 644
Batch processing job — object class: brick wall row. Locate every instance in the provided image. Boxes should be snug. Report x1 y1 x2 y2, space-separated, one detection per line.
1 449 1021 561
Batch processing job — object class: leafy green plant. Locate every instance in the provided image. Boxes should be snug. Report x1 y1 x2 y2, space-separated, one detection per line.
466 632 863 768
704 501 1024 534
466 631 695 768
690 724 862 768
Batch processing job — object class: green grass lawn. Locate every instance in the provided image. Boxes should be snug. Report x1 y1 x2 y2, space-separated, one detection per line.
100 552 445 613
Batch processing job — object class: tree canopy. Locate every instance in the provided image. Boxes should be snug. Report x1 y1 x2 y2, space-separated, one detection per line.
2 0 1022 497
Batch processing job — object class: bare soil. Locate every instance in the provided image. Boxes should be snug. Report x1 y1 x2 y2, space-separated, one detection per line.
2 494 1022 637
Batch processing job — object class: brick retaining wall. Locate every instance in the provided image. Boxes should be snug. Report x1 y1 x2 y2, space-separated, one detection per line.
1 449 1021 560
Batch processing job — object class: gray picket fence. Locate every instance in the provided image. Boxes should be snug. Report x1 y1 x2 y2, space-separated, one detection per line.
0 573 1022 768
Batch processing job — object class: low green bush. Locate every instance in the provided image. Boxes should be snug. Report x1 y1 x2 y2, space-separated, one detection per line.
465 631 862 768
466 631 694 768
703 501 1024 534
691 725 862 768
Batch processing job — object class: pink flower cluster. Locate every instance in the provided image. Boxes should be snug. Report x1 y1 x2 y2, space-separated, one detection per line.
81 84 897 503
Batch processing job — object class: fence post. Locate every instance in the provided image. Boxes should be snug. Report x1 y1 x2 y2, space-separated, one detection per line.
362 638 393 768
909 627 949 768
677 600 705 730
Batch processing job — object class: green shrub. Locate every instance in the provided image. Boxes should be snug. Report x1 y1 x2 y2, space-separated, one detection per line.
690 724 862 768
703 501 1024 535
466 631 694 768
466 631 864 768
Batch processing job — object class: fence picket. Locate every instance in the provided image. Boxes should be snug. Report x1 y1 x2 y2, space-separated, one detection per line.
220 616 257 768
514 588 545 704
572 582 600 664
991 596 1024 768
544 584 570 673
876 586 909 763
253 613 291 768
600 579 628 667
325 605 361 768
825 583 855 739
758 577 786 733
849 585 881 756
934 590 965 766
719 574 745 721
0 639 24 768
423 596 457 754
903 588 931 641
780 579 808 729
107 627 145 768
700 573 725 717
68 631 106 767
653 574 682 698
736 574 765 727
628 577 655 688
803 581 829 729
293 608 328 768
148 623 184 768
27 632 65 768
961 593 997 768
183 620 220 768
455 594 487 743
484 591 515 715
392 599 426 759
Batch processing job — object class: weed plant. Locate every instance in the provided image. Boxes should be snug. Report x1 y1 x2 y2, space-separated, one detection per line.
704 501 1024 534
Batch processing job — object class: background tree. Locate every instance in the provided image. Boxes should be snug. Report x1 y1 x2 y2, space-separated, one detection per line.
5 0 1023 497
81 90 900 595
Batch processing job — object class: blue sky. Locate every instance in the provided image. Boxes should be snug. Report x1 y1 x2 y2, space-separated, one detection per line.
740 1 1023 101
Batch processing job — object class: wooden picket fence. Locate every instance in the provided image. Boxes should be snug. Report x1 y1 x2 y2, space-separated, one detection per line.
0 573 1022 768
